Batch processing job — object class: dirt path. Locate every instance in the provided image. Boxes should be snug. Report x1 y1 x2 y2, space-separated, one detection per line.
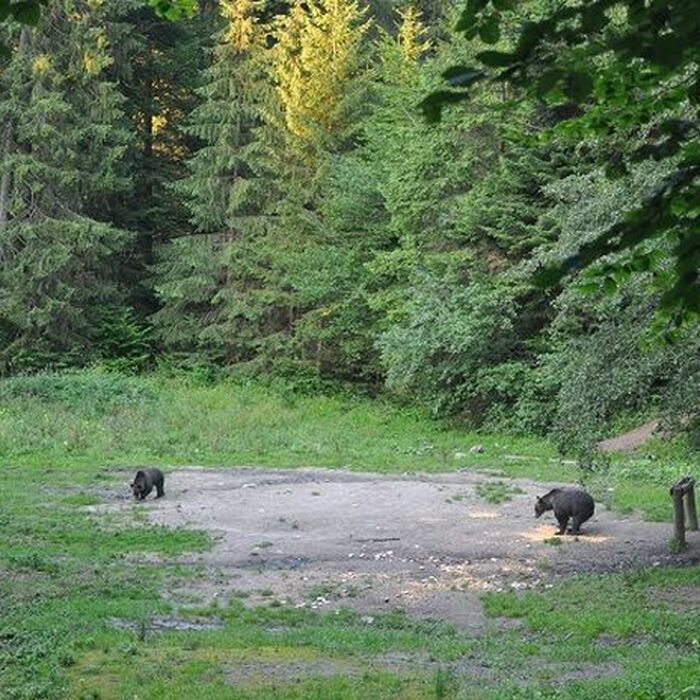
597 419 661 452
116 467 699 629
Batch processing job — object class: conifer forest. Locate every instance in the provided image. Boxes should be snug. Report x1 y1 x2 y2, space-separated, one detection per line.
1 2 700 698
0 0 697 451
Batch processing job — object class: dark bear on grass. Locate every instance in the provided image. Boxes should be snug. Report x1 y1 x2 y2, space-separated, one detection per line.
131 468 165 501
535 487 594 535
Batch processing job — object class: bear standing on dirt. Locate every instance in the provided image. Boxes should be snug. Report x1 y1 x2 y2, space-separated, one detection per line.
535 487 594 535
131 468 165 500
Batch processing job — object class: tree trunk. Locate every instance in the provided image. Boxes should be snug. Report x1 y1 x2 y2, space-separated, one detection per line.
0 28 31 241
0 120 13 229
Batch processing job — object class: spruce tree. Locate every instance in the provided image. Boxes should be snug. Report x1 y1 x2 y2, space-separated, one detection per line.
0 2 133 372
365 10 571 423
254 0 373 382
107 0 211 317
152 0 275 363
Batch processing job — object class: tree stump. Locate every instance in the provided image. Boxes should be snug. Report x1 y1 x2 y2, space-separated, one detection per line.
669 476 697 547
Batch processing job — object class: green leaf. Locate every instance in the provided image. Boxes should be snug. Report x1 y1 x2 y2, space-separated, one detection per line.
492 0 515 9
419 90 471 123
11 1 41 25
514 21 547 57
149 0 196 20
442 65 486 87
479 16 501 45
0 0 10 22
455 0 487 32
576 282 601 295
476 50 517 68
603 276 618 294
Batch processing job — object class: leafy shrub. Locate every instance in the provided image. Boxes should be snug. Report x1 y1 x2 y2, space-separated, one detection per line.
378 272 547 429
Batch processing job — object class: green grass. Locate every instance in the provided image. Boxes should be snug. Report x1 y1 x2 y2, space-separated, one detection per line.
1 368 691 521
60 569 700 700
0 369 699 699
475 480 525 504
0 368 565 478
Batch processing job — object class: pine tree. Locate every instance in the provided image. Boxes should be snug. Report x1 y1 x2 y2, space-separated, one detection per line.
107 0 211 317
0 2 133 372
302 6 435 384
271 0 370 151
152 0 271 362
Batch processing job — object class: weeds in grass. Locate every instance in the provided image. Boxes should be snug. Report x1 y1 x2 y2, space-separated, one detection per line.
0 370 563 477
668 537 687 554
433 667 456 698
543 537 563 546
476 480 525 504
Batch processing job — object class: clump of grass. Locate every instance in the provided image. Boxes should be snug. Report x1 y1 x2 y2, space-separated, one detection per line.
433 667 457 698
668 537 687 554
446 492 466 504
543 537 562 546
0 369 154 410
476 480 525 504
7 550 61 574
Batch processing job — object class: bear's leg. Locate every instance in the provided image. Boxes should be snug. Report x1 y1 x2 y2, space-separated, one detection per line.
570 515 586 535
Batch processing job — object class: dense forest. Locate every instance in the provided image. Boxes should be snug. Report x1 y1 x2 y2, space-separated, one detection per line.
1 0 698 454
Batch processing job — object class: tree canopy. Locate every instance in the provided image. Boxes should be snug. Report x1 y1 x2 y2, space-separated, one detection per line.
424 0 700 332
1 0 699 451
0 0 196 56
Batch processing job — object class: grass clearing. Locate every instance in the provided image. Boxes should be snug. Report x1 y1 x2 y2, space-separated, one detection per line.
0 369 564 478
61 572 700 700
1 370 698 699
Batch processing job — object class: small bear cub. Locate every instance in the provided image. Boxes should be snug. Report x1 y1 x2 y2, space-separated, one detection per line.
131 468 165 501
535 487 594 535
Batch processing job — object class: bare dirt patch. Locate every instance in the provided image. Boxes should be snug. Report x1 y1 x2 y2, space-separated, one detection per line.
222 652 620 687
597 420 661 453
650 585 700 612
108 467 700 629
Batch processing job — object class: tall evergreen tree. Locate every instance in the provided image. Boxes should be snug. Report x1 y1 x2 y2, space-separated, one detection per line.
252 0 373 382
152 0 271 362
107 0 211 316
0 2 133 372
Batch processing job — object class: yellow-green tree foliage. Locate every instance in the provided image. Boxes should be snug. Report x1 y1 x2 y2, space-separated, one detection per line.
221 0 262 53
379 6 430 84
397 6 430 65
270 0 370 148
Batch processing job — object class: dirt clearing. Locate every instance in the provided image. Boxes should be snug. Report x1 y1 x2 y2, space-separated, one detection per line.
110 467 699 629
